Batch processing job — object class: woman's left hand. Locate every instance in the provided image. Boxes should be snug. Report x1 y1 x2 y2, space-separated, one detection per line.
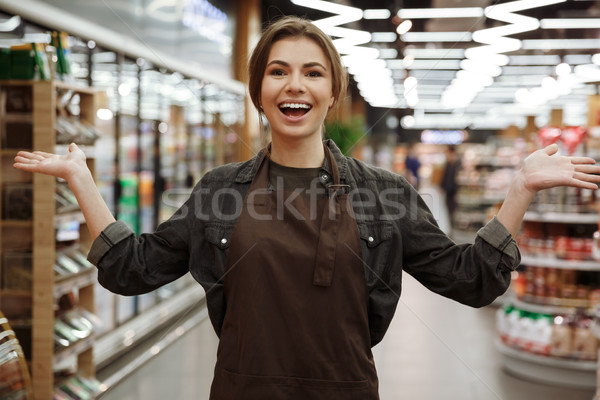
519 143 600 194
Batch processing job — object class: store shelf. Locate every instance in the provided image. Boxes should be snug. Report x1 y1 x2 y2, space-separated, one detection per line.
54 268 96 299
53 80 96 95
54 211 85 226
511 297 593 315
53 335 95 367
1 149 29 156
94 282 205 368
521 255 600 271
496 339 596 389
523 211 598 224
1 220 33 228
0 289 32 297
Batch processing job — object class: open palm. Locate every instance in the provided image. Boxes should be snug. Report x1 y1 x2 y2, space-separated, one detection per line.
521 144 600 192
13 143 88 181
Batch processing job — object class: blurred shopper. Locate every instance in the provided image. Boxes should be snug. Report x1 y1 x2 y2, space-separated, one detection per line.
14 16 600 400
441 145 460 220
404 142 420 189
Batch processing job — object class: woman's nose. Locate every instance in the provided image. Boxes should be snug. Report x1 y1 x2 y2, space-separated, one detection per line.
286 72 305 93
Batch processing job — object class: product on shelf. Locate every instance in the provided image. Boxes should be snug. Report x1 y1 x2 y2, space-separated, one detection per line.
498 305 598 360
2 183 33 220
53 308 101 351
517 266 600 309
1 252 32 291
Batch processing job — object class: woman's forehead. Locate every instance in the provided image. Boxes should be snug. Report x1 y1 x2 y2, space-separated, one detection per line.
267 37 330 65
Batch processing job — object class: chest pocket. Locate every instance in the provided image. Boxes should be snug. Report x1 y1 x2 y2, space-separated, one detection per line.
204 223 235 275
357 220 393 282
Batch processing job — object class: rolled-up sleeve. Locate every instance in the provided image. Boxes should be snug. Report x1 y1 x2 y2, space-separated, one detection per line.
476 216 521 270
87 220 134 266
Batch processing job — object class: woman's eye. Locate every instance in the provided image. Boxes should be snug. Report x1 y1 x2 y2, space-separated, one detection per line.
270 69 285 76
307 71 322 77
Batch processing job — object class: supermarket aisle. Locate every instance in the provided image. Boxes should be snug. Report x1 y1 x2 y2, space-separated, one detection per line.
98 272 596 400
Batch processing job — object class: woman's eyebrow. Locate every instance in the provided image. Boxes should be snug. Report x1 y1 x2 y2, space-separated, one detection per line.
266 60 328 70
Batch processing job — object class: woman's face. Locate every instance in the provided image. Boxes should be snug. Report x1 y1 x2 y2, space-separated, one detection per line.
260 37 335 144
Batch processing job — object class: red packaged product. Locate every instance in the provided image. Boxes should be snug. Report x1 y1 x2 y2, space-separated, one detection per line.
560 126 586 155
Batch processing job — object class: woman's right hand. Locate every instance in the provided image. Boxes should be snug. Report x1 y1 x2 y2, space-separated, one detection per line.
13 143 89 182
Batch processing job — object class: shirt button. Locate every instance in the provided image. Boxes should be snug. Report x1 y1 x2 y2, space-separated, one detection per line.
368 236 374 243
221 238 228 245
321 174 329 181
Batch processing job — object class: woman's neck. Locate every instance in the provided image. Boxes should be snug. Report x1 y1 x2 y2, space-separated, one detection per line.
269 136 325 168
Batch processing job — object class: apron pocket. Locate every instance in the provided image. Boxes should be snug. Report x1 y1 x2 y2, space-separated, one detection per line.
222 368 368 389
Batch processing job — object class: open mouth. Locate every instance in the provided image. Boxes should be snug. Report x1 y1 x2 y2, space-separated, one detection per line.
279 102 312 118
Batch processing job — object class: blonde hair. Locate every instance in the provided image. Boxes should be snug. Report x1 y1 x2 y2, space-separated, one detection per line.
247 16 348 115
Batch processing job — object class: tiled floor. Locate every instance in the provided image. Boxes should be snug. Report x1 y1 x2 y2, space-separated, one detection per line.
97 271 597 400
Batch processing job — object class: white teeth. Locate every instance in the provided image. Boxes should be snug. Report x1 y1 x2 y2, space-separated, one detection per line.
280 103 311 109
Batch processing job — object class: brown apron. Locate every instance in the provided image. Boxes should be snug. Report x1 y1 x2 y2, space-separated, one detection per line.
210 145 379 399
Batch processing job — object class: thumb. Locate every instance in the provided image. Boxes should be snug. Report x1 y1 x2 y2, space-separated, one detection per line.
68 143 79 152
544 143 559 156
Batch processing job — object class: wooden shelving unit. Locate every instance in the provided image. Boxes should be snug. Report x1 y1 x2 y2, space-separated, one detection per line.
0 79 98 399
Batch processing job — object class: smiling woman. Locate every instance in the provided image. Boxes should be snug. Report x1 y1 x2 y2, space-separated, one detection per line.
12 14 600 400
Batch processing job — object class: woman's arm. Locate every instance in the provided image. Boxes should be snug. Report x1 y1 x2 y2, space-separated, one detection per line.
13 143 115 240
496 143 600 237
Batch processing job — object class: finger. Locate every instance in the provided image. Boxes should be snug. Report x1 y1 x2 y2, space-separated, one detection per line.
13 162 39 172
544 143 559 156
574 165 600 174
32 151 54 158
69 143 79 152
14 156 38 164
573 172 600 183
571 179 600 190
569 156 597 165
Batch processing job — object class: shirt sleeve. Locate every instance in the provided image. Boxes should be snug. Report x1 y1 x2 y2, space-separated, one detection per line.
400 191 520 308
86 185 200 296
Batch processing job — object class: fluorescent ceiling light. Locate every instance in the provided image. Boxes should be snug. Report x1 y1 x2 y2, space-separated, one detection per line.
396 20 413 35
403 48 464 59
407 60 462 70
291 0 362 21
397 7 483 19
363 9 391 19
564 54 593 65
378 49 398 59
461 59 502 77
502 66 555 75
574 64 600 81
484 0 566 14
522 39 600 50
541 18 600 29
370 32 397 42
401 32 472 42
508 55 561 65
409 70 457 80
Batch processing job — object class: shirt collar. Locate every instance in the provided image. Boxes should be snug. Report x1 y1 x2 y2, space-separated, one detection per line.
234 139 348 184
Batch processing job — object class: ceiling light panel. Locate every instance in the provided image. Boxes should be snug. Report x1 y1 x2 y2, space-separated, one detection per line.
370 32 397 42
403 48 465 59
397 8 484 19
540 18 600 29
522 39 600 49
400 32 472 42
508 55 561 65
362 9 391 19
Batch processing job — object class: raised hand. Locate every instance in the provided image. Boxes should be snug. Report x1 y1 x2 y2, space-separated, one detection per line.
13 143 88 182
498 143 600 237
520 143 600 193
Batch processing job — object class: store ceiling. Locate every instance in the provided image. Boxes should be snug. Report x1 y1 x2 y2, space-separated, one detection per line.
269 0 600 130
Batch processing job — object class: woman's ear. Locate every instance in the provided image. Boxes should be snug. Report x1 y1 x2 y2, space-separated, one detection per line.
329 96 335 108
